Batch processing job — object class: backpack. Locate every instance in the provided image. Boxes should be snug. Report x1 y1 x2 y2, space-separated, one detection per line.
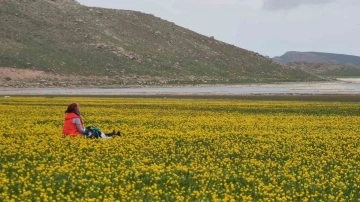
84 126 102 138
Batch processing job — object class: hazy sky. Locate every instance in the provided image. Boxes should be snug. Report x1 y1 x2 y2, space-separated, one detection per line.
76 0 359 57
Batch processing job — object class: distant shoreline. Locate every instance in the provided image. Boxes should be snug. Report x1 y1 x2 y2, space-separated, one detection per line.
3 93 360 102
0 78 356 90
2 81 360 102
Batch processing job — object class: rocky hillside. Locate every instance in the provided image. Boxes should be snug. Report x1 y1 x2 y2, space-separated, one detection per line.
0 0 322 88
287 62 360 78
273 51 360 66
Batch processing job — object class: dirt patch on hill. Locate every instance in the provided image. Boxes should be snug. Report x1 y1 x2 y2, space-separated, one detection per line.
0 67 166 88
0 67 62 80
0 67 84 88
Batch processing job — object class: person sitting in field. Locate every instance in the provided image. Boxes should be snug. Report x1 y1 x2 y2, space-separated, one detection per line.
62 103 121 138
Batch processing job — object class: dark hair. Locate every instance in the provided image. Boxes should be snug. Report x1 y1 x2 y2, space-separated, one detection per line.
65 103 80 116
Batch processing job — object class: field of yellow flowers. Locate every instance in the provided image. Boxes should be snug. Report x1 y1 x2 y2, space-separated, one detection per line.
1 96 360 201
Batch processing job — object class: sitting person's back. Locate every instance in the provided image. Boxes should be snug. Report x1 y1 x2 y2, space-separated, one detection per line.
62 103 85 136
62 103 121 138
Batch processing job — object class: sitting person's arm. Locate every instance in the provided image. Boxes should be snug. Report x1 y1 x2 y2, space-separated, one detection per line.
73 118 85 134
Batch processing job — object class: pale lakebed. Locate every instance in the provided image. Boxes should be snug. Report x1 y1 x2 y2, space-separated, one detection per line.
1 79 360 96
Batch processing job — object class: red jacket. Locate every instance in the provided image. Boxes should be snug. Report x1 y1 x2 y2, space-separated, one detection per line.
62 113 83 136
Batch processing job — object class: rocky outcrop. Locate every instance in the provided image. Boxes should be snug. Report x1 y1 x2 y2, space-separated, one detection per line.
95 44 143 63
47 0 79 5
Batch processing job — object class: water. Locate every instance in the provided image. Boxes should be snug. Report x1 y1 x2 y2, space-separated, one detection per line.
1 80 360 96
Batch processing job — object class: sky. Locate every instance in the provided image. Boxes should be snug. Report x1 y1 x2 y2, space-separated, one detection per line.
76 0 359 57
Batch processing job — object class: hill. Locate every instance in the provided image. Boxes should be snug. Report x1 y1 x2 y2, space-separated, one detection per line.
273 51 360 66
287 62 360 78
0 0 322 88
